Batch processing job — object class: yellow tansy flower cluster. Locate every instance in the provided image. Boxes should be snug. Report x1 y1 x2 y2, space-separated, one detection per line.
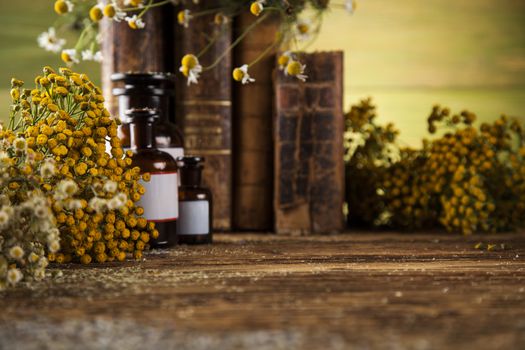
345 99 525 234
5 66 158 264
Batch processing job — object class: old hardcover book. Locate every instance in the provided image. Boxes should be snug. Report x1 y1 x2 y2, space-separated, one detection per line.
274 51 345 234
232 13 279 231
174 2 233 231
100 7 172 118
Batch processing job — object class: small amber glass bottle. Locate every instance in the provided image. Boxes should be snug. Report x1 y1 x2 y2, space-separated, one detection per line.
176 156 213 244
127 108 179 247
112 73 184 160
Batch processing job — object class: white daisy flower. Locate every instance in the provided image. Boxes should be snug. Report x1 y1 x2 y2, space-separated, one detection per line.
278 51 294 70
61 49 80 65
65 199 83 211
7 268 23 285
89 197 108 213
81 50 103 62
179 54 202 86
13 137 27 152
108 193 127 210
285 60 308 82
28 252 40 264
232 64 255 85
33 205 49 219
58 179 78 197
37 28 66 53
296 18 312 41
48 240 60 254
103 180 118 193
0 210 10 228
177 9 192 28
9 246 24 260
40 160 55 178
125 15 145 29
250 0 266 17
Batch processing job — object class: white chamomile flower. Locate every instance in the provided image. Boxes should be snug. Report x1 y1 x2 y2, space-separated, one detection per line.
13 137 27 152
177 9 192 28
0 151 9 165
108 193 127 210
346 0 357 14
296 18 312 41
277 51 293 70
61 49 80 65
179 54 202 86
9 245 24 260
81 50 103 62
7 268 23 285
40 160 55 178
285 60 308 82
108 196 126 210
37 28 66 53
102 2 126 21
103 180 118 193
125 15 145 29
48 240 60 254
29 252 40 264
58 179 78 197
89 197 108 213
65 199 83 211
0 210 10 228
250 0 266 17
33 205 49 219
232 64 255 85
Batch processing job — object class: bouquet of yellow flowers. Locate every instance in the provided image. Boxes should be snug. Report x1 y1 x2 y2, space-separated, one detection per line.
3 66 158 272
345 99 525 234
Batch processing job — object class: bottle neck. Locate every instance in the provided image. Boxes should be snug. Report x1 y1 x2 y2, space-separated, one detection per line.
129 121 155 149
181 167 202 187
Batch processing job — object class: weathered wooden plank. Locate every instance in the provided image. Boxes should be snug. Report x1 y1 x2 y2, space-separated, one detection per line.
0 233 524 349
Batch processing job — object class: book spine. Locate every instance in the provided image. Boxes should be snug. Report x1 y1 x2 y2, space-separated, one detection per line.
274 51 345 234
174 2 233 231
232 13 279 231
100 7 171 119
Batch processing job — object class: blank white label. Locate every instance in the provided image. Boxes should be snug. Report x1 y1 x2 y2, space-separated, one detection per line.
137 173 178 222
177 201 209 235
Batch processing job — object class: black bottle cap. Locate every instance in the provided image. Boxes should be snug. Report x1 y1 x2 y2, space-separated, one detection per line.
125 108 159 123
176 156 204 167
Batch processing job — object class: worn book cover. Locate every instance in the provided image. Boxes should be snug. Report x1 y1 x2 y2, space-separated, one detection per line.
232 13 279 231
274 51 345 234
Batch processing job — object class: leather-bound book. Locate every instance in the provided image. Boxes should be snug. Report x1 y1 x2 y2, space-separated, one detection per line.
174 1 233 231
274 51 345 234
100 5 172 119
232 12 279 231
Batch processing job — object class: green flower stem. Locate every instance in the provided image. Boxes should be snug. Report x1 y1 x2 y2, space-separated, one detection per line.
137 0 154 19
121 0 172 12
248 36 282 67
196 24 230 58
203 12 270 71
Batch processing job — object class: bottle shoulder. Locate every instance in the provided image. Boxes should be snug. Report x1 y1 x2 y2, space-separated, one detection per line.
131 149 178 172
179 186 212 201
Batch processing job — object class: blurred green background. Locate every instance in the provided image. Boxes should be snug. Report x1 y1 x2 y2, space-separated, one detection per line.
1 0 524 146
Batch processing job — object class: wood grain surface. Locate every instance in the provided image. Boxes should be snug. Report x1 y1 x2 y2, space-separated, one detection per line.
1 232 524 349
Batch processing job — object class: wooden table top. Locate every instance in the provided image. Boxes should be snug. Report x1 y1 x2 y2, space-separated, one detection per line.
1 232 524 349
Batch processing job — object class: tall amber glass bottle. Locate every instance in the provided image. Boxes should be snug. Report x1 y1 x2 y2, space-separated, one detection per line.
177 156 213 244
112 73 184 160
127 108 179 247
